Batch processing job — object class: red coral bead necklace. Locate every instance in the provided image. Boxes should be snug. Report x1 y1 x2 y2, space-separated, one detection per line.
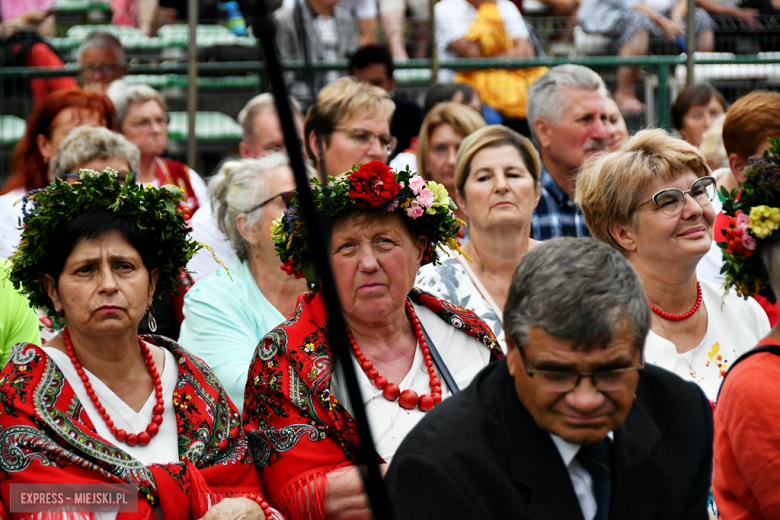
346 300 443 412
648 281 703 321
63 327 164 447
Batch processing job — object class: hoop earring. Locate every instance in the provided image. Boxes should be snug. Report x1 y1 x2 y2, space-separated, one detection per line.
147 308 158 333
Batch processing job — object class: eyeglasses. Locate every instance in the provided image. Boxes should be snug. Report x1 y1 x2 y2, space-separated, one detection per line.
633 176 716 217
127 114 170 132
332 128 397 155
517 346 644 393
244 191 295 214
65 171 132 183
80 64 125 77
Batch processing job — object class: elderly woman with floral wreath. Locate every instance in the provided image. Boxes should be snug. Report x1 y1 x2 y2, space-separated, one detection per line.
714 136 780 520
1 170 282 520
242 161 503 520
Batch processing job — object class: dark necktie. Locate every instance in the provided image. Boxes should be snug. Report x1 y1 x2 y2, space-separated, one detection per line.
576 438 612 520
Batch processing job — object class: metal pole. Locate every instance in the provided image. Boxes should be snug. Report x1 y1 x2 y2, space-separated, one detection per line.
430 0 438 84
686 0 695 86
187 0 198 169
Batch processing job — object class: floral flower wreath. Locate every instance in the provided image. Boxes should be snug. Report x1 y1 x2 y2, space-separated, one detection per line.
719 137 780 303
7 168 202 317
271 161 465 290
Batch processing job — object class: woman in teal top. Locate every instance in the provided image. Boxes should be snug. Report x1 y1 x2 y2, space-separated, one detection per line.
180 155 308 410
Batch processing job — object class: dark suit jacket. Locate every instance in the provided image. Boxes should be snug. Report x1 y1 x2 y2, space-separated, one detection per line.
385 359 713 520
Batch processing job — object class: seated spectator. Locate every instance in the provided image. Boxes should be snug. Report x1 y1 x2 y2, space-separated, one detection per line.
392 102 485 225
577 0 714 113
0 256 40 366
51 125 139 185
0 90 114 259
378 0 429 59
604 95 629 149
303 76 396 179
179 155 308 411
436 0 545 135
188 92 304 283
274 0 359 107
416 125 539 351
349 45 424 160
77 32 128 94
110 84 207 214
526 64 608 240
281 0 379 46
671 84 728 148
423 83 483 115
576 129 769 408
0 4 78 109
387 237 714 519
713 143 780 519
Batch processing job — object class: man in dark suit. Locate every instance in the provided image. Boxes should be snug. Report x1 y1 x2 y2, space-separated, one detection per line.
385 237 713 520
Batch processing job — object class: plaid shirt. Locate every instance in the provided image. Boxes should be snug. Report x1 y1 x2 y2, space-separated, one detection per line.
531 165 592 240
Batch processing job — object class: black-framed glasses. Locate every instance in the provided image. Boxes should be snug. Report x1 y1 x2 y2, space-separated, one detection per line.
633 176 716 217
332 128 397 155
244 191 295 214
127 114 171 132
517 346 644 393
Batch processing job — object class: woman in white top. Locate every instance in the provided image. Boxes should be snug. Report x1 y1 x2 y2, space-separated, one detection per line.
416 125 541 351
576 129 770 406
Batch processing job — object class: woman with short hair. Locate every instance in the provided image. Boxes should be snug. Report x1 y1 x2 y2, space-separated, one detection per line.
415 125 540 351
576 129 769 405
51 125 140 183
671 84 728 148
110 84 207 213
179 155 309 410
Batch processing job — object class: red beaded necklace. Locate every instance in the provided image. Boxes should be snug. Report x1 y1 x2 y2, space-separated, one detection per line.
346 300 443 412
648 281 703 321
63 327 164 447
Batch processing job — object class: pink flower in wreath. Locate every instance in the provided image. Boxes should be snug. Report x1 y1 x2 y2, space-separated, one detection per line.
742 234 757 251
417 188 435 208
736 212 750 231
407 206 424 218
408 174 425 194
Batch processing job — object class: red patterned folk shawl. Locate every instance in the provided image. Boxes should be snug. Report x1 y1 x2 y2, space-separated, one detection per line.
242 288 503 520
0 337 269 520
154 158 200 214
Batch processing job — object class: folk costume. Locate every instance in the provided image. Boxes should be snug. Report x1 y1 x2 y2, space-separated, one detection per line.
242 161 503 519
154 157 204 215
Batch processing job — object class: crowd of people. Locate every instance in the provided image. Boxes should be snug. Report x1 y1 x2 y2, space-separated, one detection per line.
2 4 780 517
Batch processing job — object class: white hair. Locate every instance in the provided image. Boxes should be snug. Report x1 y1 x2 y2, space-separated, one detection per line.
77 32 125 65
51 126 140 179
109 84 166 131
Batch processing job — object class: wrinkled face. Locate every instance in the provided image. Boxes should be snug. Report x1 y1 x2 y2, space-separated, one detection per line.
241 108 302 159
506 325 641 444
39 109 106 164
80 47 126 93
680 97 725 148
604 98 628 149
627 169 715 263
426 124 463 195
121 100 168 159
352 63 395 92
459 144 539 231
66 156 132 185
315 114 391 178
44 229 158 337
538 88 609 173
331 213 425 324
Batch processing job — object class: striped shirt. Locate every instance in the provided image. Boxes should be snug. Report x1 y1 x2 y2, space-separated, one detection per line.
531 166 592 240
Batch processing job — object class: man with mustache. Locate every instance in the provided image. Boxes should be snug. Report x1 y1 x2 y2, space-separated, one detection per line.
527 65 610 240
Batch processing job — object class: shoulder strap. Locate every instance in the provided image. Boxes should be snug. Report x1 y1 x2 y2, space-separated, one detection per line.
417 319 460 394
717 342 780 402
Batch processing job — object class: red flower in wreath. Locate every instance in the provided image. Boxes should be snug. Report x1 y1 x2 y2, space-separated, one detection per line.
347 161 402 209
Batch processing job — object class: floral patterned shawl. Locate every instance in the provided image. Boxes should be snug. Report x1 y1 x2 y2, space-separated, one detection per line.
242 288 503 520
0 337 275 520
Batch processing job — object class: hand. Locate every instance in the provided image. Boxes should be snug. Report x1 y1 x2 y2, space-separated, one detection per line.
657 16 684 41
198 498 265 520
19 9 49 25
735 7 760 27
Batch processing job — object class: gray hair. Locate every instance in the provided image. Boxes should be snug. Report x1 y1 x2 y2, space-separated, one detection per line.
209 153 292 261
109 84 167 131
504 237 651 351
526 65 608 139
51 125 140 179
237 93 303 140
77 32 125 65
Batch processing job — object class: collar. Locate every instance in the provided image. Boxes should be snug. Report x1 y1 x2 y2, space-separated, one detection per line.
540 165 575 208
549 431 615 467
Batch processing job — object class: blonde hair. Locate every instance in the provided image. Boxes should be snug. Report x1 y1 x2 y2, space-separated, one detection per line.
575 129 711 253
303 77 395 162
454 125 540 198
417 102 486 181
699 113 728 170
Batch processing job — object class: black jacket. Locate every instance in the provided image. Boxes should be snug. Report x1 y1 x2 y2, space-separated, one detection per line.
385 359 713 520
